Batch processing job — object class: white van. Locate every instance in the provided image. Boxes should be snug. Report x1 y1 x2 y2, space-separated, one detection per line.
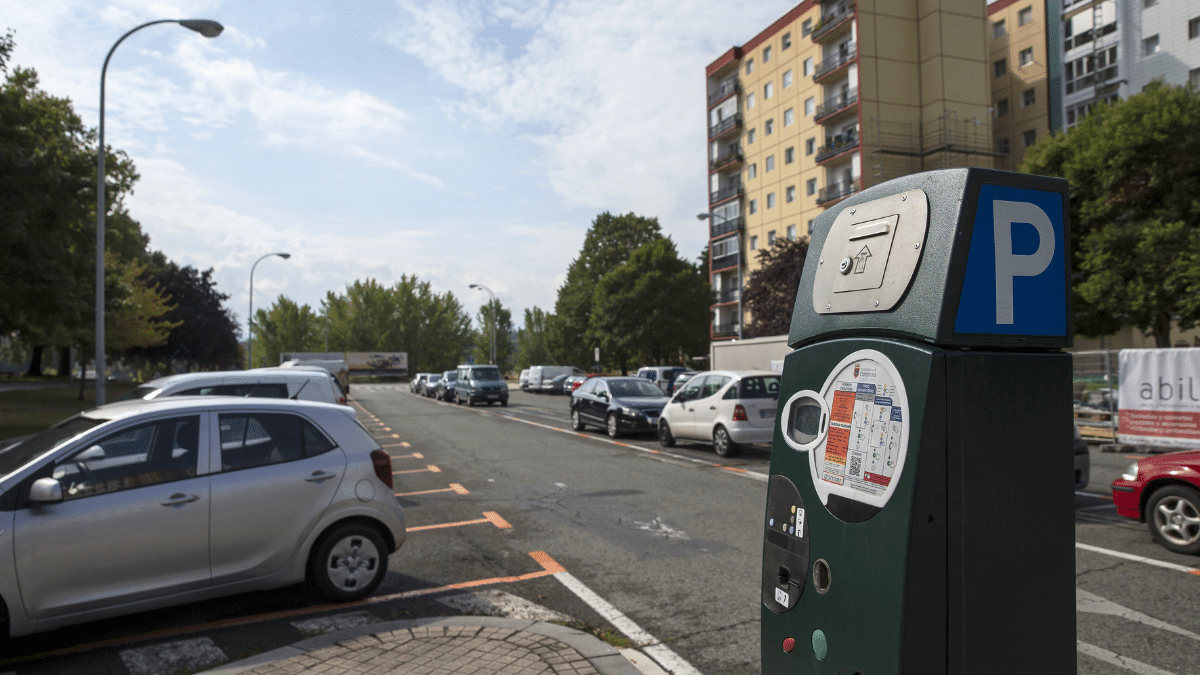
527 365 585 393
114 369 347 407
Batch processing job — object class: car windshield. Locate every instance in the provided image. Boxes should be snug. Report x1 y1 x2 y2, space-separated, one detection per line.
428 374 441 383
739 376 781 399
471 366 502 380
445 372 457 381
113 385 157 402
609 380 665 398
0 415 106 479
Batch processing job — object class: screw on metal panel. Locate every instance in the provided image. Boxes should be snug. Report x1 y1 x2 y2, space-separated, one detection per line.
915 243 920 249
819 258 824 264
850 208 856 214
826 304 831 310
875 300 880 306
902 194 907 201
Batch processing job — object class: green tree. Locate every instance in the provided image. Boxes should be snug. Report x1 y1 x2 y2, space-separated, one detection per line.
472 299 514 372
742 236 810 338
515 307 551 368
589 238 712 374
131 255 242 371
554 212 663 367
252 296 323 368
1021 82 1200 346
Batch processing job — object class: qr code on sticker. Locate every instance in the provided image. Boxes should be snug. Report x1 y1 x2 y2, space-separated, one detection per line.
849 454 862 477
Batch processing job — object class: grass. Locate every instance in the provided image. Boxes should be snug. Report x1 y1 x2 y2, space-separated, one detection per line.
0 381 139 441
552 620 636 650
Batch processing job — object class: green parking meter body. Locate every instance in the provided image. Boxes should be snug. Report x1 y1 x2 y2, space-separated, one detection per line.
761 168 1075 675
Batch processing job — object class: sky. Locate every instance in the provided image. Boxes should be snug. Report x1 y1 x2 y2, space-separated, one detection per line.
7 0 798 336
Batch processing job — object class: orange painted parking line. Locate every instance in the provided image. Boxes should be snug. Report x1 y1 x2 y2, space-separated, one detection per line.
1191 570 1200 577
408 511 509 532
718 465 748 474
396 483 469 497
393 464 441 475
391 452 425 460
379 442 408 448
529 550 565 573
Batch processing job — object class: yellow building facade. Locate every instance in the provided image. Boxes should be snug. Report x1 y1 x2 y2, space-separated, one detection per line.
706 0 998 340
987 0 1053 171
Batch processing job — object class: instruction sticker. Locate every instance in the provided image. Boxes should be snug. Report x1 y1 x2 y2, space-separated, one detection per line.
809 349 910 521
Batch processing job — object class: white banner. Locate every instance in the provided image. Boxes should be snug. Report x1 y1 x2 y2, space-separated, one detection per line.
1117 348 1200 447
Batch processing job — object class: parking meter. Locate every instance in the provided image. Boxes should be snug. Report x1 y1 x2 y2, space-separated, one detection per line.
761 168 1075 674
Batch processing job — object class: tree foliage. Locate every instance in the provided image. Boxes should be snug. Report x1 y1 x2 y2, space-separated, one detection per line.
131 255 242 370
1021 82 1200 346
252 296 324 368
516 307 551 369
743 236 810 338
472 299 514 372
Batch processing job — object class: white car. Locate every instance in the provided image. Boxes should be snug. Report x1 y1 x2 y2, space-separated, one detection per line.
115 369 347 406
657 370 781 456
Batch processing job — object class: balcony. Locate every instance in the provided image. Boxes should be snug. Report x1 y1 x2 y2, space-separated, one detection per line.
712 322 739 339
712 288 740 305
813 44 857 83
816 178 861 205
708 79 740 107
709 148 743 172
811 2 855 43
712 251 740 272
708 113 742 140
815 132 860 164
710 214 744 238
814 88 858 123
710 182 743 205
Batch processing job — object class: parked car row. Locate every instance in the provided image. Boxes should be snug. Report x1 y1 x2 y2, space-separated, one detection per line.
410 365 509 406
116 368 348 407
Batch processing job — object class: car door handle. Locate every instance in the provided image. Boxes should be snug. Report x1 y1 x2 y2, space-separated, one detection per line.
161 493 199 506
305 471 337 483
709 406 716 410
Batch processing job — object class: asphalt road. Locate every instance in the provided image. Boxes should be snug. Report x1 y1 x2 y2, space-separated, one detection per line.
0 384 1197 675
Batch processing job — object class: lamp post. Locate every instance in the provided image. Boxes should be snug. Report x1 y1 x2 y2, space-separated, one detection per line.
248 252 291 369
95 18 223 404
469 284 497 365
697 212 742 339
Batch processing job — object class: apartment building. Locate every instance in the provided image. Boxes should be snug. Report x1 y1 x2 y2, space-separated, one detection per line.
987 0 1058 170
705 0 996 341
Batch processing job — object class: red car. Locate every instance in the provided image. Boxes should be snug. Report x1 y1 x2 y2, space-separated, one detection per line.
1111 449 1200 555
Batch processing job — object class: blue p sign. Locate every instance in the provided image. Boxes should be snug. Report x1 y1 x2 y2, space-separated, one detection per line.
954 184 1066 336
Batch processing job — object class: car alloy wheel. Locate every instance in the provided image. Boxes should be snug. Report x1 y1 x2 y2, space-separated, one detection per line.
607 413 621 438
1147 485 1200 554
713 425 739 457
658 421 675 447
571 409 585 431
309 524 388 602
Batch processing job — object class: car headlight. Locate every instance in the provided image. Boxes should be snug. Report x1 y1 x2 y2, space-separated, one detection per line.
1121 461 1139 481
620 407 640 417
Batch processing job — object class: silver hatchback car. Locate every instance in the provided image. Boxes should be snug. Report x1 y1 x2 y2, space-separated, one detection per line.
0 397 406 638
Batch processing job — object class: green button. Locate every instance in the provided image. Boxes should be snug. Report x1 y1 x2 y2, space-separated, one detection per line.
812 629 828 660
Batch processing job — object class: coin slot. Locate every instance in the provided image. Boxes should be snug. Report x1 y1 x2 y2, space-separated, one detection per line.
813 559 832 594
848 218 891 240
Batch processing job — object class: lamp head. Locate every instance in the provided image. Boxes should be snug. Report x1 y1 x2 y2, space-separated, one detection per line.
179 19 224 38
277 252 291 260
696 213 711 220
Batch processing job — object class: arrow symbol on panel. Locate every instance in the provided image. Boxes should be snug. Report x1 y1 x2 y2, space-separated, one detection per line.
854 246 872 274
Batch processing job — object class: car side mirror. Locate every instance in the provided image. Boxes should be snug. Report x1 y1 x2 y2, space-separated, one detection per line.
29 477 63 504
599 391 609 400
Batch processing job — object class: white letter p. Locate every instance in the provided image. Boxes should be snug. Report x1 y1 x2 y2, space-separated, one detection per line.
993 200 1054 325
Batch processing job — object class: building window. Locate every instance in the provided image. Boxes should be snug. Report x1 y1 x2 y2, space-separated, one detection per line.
787 224 796 239
806 178 817 195
803 57 813 76
711 237 738 259
1022 129 1037 148
994 58 1007 77
784 108 795 126
996 98 1009 116
802 19 812 36
1190 17 1200 39
1019 47 1034 67
1018 6 1033 26
749 200 758 215
804 96 815 116
748 163 757 179
993 19 1006 38
807 219 814 235
766 155 775 172
767 193 776 209
805 137 815 155
996 137 1011 155
783 70 793 88
1143 35 1160 56
786 186 796 202
768 230 777 245
784 147 795 164
746 58 754 74
750 235 759 250
765 119 775 135
748 128 756 144
782 32 792 49
747 92 756 109
1191 67 1200 88
1143 0 1156 6
1022 88 1036 107
763 46 772 63
764 82 774 99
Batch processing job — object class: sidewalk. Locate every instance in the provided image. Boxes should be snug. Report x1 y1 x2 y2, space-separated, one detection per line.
206 616 668 675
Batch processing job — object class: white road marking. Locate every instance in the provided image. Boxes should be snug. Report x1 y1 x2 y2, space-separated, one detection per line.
119 637 227 675
1078 590 1200 641
438 589 570 622
1076 542 1200 576
632 517 690 540
290 610 380 635
1077 640 1179 675
553 570 702 675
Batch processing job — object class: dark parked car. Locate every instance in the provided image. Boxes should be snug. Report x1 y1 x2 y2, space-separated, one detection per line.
570 377 669 438
1112 449 1200 554
666 370 698 395
435 370 458 401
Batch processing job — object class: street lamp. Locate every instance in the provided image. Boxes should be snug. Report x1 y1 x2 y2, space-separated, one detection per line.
95 18 224 404
697 212 742 339
469 284 497 365
248 252 291 369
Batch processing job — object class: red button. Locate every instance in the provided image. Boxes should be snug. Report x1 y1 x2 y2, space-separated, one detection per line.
783 637 796 653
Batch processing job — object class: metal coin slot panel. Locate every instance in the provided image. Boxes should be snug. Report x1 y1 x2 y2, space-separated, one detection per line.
762 475 809 613
813 189 929 314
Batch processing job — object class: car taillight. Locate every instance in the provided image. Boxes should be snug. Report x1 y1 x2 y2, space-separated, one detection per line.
733 404 748 422
371 449 394 489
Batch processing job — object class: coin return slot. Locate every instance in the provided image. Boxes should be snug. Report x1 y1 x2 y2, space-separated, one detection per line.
813 559 831 594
